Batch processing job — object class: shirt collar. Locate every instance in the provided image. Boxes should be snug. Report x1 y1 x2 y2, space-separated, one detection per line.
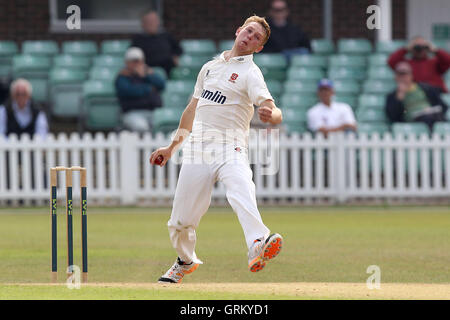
12 100 31 114
220 51 253 63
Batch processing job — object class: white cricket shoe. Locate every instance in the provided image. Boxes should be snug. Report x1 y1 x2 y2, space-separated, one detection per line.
248 233 283 272
158 257 199 283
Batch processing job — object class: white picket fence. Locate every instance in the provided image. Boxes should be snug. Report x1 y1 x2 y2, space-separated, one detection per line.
0 131 449 206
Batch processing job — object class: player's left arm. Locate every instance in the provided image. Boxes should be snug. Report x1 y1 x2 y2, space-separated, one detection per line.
257 99 283 125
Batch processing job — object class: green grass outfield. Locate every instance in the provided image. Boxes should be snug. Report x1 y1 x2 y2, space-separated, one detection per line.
0 206 449 299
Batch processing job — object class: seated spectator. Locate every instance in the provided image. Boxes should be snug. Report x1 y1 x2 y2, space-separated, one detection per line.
131 10 182 75
307 79 357 136
0 78 48 138
115 47 165 132
262 0 311 58
385 62 448 129
388 36 450 93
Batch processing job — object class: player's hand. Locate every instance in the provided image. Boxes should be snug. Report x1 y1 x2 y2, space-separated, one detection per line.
149 146 172 167
258 106 273 123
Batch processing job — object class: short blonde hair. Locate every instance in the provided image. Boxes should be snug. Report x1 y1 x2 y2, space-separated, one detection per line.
241 15 271 45
10 78 32 96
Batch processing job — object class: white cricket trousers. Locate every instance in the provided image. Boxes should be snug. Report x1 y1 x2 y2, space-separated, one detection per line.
167 145 270 264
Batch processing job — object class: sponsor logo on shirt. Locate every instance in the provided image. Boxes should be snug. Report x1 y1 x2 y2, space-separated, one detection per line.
228 73 239 83
201 89 227 104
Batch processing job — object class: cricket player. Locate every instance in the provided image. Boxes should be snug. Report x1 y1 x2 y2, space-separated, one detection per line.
150 15 283 283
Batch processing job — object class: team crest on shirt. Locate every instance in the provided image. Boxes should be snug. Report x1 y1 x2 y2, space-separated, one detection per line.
228 73 239 83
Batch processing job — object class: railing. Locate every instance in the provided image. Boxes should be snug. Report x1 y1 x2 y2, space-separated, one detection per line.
0 131 449 206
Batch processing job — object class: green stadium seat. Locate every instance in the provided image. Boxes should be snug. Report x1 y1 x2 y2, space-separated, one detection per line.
280 93 317 109
152 108 183 134
445 72 450 82
165 80 195 95
291 55 328 68
178 55 210 69
441 93 450 107
328 67 366 80
363 79 396 94
358 94 385 110
333 80 360 95
170 67 200 80
375 40 406 54
433 122 450 135
281 107 308 133
329 54 366 68
447 109 450 121
287 67 325 81
311 39 335 55
12 55 51 103
266 80 283 98
0 41 18 56
62 41 98 57
180 39 216 56
254 53 287 69
357 122 390 136
218 40 234 52
367 66 395 80
101 40 131 56
338 39 372 55
22 40 58 56
89 67 119 82
53 54 90 71
357 108 388 123
284 81 317 94
432 39 449 50
92 55 124 69
391 122 429 137
368 53 388 67
259 68 286 81
82 80 121 130
49 68 87 117
162 92 190 109
152 67 168 81
0 41 18 79
334 94 357 108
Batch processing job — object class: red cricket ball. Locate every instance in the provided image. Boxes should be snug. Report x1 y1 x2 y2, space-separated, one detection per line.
154 155 164 165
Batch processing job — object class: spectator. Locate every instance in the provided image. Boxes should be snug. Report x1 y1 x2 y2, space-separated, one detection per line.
115 47 166 132
385 62 447 129
307 79 357 136
0 78 48 138
388 36 450 93
262 0 311 57
131 10 183 75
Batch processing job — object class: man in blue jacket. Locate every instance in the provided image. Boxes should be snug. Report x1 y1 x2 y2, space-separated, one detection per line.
115 47 165 132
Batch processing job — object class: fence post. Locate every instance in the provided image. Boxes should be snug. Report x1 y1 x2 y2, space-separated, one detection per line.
335 132 347 203
119 131 139 205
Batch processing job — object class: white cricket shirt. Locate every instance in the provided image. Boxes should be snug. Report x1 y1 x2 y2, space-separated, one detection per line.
190 51 273 147
307 100 356 132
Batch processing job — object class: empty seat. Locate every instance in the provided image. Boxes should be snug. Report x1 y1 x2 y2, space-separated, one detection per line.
22 40 58 56
433 122 450 135
0 41 19 79
368 53 388 67
218 40 234 52
338 39 372 55
89 66 119 82
363 79 396 94
101 39 131 56
82 80 121 130
311 39 335 55
162 92 190 109
281 107 308 133
367 66 395 80
53 54 90 71
358 122 390 136
280 93 317 109
441 93 450 107
333 80 360 95
284 81 317 94
432 39 449 50
170 67 199 80
266 80 283 98
358 94 385 109
165 80 195 95
291 55 328 68
375 40 406 54
49 68 87 117
254 53 287 69
178 55 209 69
328 67 366 80
152 108 183 134
329 54 366 68
92 54 124 69
334 94 357 108
357 108 388 123
63 41 98 57
392 122 429 137
180 39 216 56
287 67 325 81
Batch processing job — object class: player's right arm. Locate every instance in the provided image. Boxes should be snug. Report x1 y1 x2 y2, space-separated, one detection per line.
149 97 198 166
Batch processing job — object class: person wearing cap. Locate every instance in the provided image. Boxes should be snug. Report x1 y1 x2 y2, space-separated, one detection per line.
388 36 450 93
115 47 166 132
385 61 448 128
131 10 182 75
306 79 357 136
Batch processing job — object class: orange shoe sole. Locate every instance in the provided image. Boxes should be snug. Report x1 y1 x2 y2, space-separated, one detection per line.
248 234 283 273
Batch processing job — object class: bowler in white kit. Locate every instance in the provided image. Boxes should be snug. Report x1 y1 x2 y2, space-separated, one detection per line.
150 15 284 283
